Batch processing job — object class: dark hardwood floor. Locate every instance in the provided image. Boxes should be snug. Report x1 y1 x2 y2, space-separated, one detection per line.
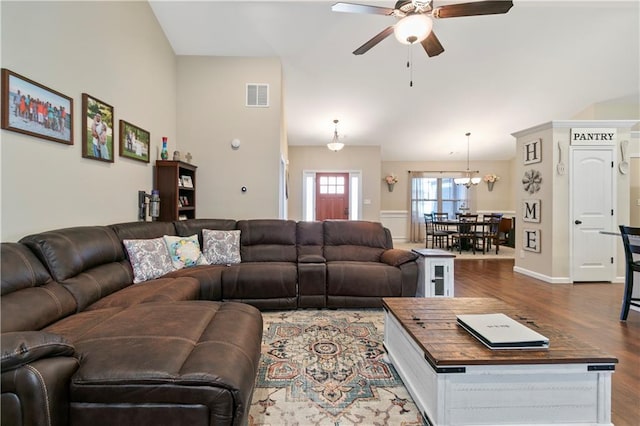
454 259 639 426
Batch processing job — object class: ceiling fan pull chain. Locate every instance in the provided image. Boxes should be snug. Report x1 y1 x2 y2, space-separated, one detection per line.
407 46 413 87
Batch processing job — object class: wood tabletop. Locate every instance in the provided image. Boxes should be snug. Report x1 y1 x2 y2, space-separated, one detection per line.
383 297 618 367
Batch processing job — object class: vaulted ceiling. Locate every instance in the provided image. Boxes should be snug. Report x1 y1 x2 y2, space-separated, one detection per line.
149 1 639 161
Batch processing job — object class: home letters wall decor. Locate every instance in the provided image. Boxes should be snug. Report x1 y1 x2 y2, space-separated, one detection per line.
523 199 541 223
523 139 541 164
523 229 541 253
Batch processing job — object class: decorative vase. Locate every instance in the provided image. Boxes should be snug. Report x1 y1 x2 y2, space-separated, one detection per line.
387 183 395 192
487 181 495 191
160 137 169 160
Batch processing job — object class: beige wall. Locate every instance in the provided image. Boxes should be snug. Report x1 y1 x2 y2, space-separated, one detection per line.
176 56 283 220
287 146 381 221
1 1 176 241
380 160 515 213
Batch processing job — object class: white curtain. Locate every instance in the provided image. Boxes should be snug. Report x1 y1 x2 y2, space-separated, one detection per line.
408 171 468 243
409 172 430 243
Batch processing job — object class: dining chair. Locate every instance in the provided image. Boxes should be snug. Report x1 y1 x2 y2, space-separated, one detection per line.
424 213 449 249
433 212 453 248
618 225 640 321
451 214 479 254
479 214 502 254
492 217 512 254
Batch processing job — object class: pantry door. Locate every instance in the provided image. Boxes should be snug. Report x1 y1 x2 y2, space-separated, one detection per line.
570 147 615 282
315 173 349 221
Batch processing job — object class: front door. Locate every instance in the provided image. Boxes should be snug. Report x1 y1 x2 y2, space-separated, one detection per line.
570 147 615 282
315 173 349 221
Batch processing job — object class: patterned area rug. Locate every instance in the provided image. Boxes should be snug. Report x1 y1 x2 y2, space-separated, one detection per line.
249 310 424 426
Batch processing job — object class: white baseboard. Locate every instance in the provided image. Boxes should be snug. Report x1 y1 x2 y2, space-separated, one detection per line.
513 266 572 284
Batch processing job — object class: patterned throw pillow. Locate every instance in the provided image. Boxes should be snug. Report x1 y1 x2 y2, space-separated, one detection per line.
163 234 209 269
123 238 175 283
202 229 241 265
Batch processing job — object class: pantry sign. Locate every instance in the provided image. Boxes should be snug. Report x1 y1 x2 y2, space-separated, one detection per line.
570 128 617 145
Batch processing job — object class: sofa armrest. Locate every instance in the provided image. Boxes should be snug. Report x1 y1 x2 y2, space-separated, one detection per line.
2 332 76 371
2 356 79 426
380 249 418 267
298 254 326 264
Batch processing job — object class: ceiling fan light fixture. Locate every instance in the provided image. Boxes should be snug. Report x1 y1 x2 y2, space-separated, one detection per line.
327 119 345 152
394 14 432 45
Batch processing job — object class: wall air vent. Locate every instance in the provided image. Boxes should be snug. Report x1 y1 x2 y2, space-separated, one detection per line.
246 84 269 107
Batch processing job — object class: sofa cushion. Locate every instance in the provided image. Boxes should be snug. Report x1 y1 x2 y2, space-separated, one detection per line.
323 221 390 262
1 331 75 371
123 237 175 283
85 277 200 310
296 221 324 257
222 262 297 300
202 229 241 265
163 265 224 301
238 220 297 262
20 226 124 282
327 261 402 297
173 218 238 246
110 221 176 241
163 235 209 269
55 301 262 426
1 243 77 332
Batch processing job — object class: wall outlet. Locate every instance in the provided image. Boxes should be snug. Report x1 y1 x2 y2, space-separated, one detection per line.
364 199 371 205
636 198 640 206
520 250 525 259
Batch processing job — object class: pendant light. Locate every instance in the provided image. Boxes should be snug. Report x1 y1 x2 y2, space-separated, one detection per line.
454 132 481 188
327 119 344 152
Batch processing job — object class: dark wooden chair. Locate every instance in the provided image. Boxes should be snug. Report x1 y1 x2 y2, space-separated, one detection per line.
619 225 640 321
451 214 479 254
424 213 449 249
478 214 502 254
492 217 512 254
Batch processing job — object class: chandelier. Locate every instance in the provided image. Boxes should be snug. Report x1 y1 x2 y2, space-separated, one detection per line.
454 132 481 188
327 119 344 152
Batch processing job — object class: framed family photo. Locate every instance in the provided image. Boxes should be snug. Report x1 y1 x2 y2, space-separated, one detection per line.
1 68 73 145
119 120 150 163
82 93 114 163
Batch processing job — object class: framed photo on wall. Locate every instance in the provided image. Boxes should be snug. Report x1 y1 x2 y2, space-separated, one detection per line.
82 93 114 163
119 120 150 163
1 68 73 145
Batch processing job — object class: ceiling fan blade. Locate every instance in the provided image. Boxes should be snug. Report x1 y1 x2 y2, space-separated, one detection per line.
421 31 445 57
353 26 395 55
433 0 513 18
332 2 395 15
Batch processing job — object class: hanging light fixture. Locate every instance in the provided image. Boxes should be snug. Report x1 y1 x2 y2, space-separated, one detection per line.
327 119 344 152
394 14 433 45
454 132 481 188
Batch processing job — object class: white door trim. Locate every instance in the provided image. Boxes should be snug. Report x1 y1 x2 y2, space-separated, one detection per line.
302 170 362 221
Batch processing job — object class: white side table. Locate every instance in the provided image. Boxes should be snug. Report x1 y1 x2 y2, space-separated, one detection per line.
412 248 455 297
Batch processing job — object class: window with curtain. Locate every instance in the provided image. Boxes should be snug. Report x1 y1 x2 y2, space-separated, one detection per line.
409 173 468 242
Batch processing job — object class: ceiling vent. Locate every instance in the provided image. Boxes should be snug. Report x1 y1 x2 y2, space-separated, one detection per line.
246 84 269 107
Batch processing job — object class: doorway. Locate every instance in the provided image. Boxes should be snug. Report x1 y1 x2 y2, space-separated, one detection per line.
302 170 362 221
315 173 349 221
570 146 615 282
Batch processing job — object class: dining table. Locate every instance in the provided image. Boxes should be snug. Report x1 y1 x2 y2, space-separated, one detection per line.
433 217 497 252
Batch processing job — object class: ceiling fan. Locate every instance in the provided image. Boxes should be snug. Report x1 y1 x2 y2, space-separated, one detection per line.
332 0 514 57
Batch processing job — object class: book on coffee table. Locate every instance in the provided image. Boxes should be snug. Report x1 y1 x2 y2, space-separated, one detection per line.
456 313 549 350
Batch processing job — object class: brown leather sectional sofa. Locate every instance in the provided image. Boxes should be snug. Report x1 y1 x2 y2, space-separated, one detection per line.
1 218 418 426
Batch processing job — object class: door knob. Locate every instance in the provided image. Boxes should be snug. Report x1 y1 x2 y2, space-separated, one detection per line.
574 220 582 225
